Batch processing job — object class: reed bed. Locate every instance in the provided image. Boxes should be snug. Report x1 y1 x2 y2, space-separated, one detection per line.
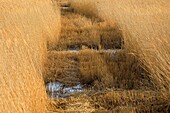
108 0 170 92
47 95 95 113
47 90 170 112
55 12 100 50
55 11 122 50
45 51 80 86
45 49 154 90
92 90 170 112
47 0 170 112
69 0 170 93
0 0 60 112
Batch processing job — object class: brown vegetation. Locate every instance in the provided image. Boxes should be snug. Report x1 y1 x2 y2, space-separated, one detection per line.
46 0 170 112
47 90 170 113
105 0 170 93
45 49 154 90
69 0 170 93
45 51 80 86
0 0 60 113
54 11 122 50
1 0 169 112
92 90 170 112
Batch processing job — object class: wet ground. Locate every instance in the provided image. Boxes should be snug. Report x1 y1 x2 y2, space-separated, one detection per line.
46 82 84 98
63 49 118 53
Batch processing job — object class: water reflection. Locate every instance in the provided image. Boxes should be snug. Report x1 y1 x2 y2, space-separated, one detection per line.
66 49 79 52
46 82 84 98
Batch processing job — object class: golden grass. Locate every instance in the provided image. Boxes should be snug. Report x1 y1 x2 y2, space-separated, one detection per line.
47 2 61 50
69 0 113 21
47 90 170 112
105 0 170 92
45 51 80 86
69 0 102 19
45 1 170 112
69 0 170 92
92 90 170 112
99 24 122 49
55 12 100 50
55 11 122 50
47 95 96 113
45 49 154 90
0 0 60 112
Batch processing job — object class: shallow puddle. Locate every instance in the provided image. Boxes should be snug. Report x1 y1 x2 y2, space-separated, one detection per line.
66 49 79 52
46 82 84 98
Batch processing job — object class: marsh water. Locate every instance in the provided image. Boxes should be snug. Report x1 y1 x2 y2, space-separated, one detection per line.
46 82 84 98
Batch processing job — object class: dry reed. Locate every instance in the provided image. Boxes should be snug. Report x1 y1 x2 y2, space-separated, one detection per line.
46 1 170 112
45 51 80 86
56 12 100 50
47 95 95 112
47 89 170 112
45 50 154 90
0 0 60 112
69 0 170 92
56 11 122 50
92 90 170 112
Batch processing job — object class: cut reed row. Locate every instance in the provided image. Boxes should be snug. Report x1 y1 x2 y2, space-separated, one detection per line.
0 0 60 113
55 12 122 50
44 51 80 86
45 50 154 90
